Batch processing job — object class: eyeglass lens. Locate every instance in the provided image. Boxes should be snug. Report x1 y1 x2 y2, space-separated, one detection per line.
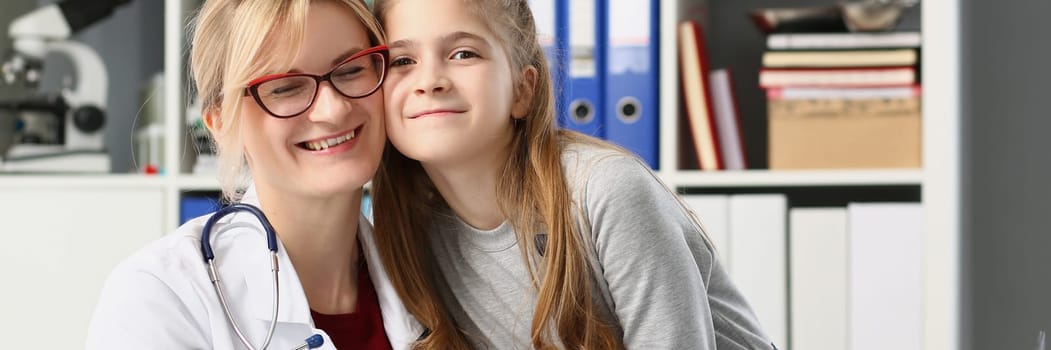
254 52 385 117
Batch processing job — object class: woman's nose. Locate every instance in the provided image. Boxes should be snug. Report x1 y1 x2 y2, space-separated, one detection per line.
307 82 352 122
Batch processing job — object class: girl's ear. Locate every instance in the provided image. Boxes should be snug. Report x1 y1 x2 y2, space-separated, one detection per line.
511 66 538 119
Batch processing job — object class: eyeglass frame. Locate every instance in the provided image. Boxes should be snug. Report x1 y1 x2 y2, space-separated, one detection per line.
243 45 390 118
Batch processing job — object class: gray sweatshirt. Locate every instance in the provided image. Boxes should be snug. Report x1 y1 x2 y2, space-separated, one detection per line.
427 143 775 349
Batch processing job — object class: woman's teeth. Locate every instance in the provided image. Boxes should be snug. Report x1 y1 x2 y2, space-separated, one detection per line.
302 130 355 151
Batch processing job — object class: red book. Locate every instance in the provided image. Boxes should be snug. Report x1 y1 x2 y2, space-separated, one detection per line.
678 20 723 170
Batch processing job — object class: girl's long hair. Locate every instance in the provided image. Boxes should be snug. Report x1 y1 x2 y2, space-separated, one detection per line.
372 0 622 348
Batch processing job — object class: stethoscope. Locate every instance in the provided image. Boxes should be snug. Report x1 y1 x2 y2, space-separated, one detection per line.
201 203 325 350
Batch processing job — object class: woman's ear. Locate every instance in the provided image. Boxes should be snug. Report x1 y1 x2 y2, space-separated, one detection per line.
202 107 223 142
511 66 538 119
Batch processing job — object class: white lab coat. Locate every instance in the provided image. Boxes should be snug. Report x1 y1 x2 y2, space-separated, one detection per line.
85 187 425 349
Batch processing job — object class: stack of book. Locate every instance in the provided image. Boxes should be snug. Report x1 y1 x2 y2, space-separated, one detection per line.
758 31 923 169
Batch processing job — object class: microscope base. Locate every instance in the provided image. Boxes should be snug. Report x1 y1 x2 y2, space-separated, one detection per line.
2 145 109 173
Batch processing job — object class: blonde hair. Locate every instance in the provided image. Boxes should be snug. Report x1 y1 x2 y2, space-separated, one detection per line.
189 0 385 200
372 0 622 348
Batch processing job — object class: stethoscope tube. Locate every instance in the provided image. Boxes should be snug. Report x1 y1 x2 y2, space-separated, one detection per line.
201 203 321 350
201 203 279 260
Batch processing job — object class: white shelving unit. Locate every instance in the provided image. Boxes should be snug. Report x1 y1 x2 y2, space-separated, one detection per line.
171 0 953 344
0 0 961 348
162 0 194 230
919 0 962 349
656 1 961 350
665 169 923 188
73 1 975 347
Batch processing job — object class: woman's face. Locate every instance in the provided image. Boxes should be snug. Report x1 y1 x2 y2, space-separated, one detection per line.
241 0 386 199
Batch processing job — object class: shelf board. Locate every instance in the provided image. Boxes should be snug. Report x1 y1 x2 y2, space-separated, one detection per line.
663 169 923 188
0 174 166 189
176 176 373 193
176 174 221 191
0 170 923 190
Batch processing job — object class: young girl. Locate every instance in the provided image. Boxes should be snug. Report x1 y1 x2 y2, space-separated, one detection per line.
86 1 424 348
371 0 775 349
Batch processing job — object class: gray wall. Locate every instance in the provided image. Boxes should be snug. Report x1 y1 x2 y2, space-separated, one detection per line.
1 0 164 172
0 2 37 156
964 0 1051 348
0 1 35 97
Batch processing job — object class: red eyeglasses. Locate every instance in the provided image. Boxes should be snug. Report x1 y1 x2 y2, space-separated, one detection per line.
244 45 389 118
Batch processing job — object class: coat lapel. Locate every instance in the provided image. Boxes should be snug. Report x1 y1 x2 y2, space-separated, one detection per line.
358 215 427 348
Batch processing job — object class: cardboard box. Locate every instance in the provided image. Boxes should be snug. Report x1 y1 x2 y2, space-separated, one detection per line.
768 97 921 169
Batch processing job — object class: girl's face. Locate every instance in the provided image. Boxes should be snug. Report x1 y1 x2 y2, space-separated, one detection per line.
241 0 385 198
383 0 523 167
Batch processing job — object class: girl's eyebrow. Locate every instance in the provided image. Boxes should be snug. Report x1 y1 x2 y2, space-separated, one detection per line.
388 31 491 51
389 38 416 51
441 31 490 47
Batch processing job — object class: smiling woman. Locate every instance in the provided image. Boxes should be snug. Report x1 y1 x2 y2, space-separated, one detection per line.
84 1 425 349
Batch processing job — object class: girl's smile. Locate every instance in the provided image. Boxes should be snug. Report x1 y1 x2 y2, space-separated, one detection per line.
409 108 468 119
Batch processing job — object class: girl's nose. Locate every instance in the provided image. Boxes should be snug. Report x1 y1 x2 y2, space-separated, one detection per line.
413 60 451 96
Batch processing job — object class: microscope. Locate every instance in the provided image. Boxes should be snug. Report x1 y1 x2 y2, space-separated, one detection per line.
0 0 130 172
